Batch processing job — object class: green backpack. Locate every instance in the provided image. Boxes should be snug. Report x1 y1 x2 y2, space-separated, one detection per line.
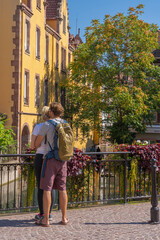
46 119 74 161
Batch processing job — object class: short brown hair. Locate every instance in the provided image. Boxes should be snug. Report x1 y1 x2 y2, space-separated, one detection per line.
49 102 64 117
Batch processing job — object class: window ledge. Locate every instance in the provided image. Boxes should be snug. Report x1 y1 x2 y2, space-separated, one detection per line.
24 103 29 107
25 50 30 56
36 6 41 12
36 56 40 61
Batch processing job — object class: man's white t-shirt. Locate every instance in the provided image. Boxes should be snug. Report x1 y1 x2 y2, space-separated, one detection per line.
32 123 46 154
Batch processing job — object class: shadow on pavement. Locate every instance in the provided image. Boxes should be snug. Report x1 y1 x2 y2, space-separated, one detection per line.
84 221 149 225
0 218 36 227
0 219 66 227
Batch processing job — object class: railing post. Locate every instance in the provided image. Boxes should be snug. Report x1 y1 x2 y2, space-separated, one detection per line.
0 166 2 209
124 154 127 204
150 158 159 224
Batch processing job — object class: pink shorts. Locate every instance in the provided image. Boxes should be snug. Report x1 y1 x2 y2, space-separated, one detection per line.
40 158 67 191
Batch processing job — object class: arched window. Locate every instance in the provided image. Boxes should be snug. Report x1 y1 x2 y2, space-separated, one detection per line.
21 124 30 152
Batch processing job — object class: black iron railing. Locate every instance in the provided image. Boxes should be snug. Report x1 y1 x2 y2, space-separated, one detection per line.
0 152 158 213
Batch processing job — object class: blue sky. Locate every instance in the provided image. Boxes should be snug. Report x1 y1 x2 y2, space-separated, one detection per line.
67 0 160 42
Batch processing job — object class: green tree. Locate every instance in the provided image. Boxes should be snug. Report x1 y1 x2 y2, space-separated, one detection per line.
64 5 160 144
0 120 15 152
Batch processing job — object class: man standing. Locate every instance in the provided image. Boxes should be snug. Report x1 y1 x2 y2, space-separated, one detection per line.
35 102 68 227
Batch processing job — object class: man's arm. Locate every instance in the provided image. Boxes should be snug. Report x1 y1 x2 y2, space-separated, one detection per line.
35 135 44 149
30 134 37 149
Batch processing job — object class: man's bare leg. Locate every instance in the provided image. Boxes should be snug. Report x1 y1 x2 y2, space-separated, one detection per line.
59 190 68 222
42 190 51 225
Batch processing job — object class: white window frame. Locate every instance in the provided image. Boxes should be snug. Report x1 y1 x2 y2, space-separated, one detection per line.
25 19 30 53
36 27 40 59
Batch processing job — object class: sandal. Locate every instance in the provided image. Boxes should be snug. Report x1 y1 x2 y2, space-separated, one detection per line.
35 218 50 227
59 218 69 225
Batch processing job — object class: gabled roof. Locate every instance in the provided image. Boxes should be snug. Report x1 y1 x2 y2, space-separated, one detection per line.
75 34 83 44
69 33 83 50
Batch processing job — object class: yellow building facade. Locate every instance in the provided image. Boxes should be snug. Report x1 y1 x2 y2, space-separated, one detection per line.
0 0 79 152
0 0 98 153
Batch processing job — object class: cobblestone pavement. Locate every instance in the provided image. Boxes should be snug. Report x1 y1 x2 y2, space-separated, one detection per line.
0 202 160 240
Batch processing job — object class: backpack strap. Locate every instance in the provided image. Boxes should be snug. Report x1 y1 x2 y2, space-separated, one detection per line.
47 119 58 127
47 119 67 126
47 119 62 151
44 135 47 144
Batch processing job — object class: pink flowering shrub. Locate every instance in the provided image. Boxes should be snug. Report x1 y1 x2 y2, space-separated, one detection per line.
67 148 94 202
22 147 35 163
116 143 160 171
21 147 35 177
67 148 91 176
